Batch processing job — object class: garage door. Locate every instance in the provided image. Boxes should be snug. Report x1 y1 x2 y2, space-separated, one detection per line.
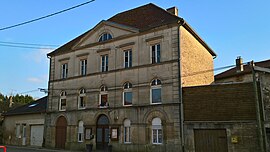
194 129 228 152
30 125 44 147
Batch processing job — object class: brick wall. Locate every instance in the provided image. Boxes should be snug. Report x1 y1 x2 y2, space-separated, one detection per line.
183 82 256 121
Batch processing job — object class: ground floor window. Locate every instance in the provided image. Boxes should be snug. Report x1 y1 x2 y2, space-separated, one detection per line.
124 119 131 143
152 117 162 144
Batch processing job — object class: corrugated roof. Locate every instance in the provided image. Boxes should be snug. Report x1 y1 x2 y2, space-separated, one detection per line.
215 59 270 80
3 96 47 116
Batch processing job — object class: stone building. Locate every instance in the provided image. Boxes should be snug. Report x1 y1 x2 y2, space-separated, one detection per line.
2 96 47 147
45 3 216 151
215 58 270 151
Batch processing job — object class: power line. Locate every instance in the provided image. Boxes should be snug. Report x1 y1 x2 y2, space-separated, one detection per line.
0 41 59 47
0 44 55 50
0 0 95 31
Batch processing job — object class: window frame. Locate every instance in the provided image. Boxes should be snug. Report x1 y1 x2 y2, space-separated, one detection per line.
78 121 84 142
99 85 108 108
78 89 86 109
150 79 162 104
124 119 131 143
152 118 162 144
61 63 68 79
123 82 132 106
80 59 87 76
150 43 161 64
101 55 108 72
98 33 112 42
124 49 132 68
59 91 67 111
15 124 21 138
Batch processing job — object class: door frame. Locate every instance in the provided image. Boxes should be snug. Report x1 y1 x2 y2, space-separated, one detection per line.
55 116 67 149
96 114 110 150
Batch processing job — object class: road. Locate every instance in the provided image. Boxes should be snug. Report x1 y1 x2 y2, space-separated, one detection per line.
0 146 83 152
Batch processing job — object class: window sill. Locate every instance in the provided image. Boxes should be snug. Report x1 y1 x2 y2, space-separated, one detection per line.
59 109 66 112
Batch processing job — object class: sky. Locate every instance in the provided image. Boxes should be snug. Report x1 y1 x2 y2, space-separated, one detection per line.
0 0 269 99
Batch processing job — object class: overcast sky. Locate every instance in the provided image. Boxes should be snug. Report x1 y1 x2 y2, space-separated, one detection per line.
0 0 269 98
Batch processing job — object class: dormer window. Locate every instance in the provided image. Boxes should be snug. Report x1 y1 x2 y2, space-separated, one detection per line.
98 33 112 42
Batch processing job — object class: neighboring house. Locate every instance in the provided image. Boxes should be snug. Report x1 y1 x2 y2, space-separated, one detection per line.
45 3 216 151
2 96 47 147
215 57 270 151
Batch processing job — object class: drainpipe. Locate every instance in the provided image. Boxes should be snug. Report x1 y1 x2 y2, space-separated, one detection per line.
177 19 185 152
250 61 266 152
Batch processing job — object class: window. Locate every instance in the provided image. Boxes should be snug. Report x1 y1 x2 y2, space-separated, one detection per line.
99 85 108 107
61 63 68 79
98 33 112 42
124 119 131 143
123 82 132 106
101 55 108 72
151 44 161 63
124 49 132 68
80 59 87 76
16 124 20 138
152 118 162 144
78 89 86 109
59 91 67 111
151 79 162 104
78 121 84 142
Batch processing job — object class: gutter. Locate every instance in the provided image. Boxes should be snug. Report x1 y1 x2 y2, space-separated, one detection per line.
177 19 185 152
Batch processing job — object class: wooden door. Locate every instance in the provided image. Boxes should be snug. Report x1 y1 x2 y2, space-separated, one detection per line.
55 116 67 149
96 115 109 150
194 129 228 152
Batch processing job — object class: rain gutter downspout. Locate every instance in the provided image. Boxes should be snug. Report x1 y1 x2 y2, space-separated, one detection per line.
177 19 185 152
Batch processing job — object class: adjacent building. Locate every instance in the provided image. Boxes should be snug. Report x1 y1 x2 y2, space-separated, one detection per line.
2 96 47 147
45 3 216 152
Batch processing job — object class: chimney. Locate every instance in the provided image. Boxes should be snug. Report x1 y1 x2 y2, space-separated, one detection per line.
167 7 178 16
236 56 244 73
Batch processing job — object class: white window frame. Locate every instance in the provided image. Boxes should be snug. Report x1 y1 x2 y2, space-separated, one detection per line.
98 33 112 42
152 118 162 144
80 59 87 76
124 49 132 68
124 119 131 143
61 63 68 79
78 89 86 109
59 91 67 111
150 79 162 104
78 121 84 142
99 86 108 108
101 55 108 72
123 82 132 106
150 43 161 64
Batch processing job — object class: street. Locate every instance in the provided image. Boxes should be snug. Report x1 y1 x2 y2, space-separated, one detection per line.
0 146 83 152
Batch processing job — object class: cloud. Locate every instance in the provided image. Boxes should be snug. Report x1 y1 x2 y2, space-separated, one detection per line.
24 48 54 63
27 75 48 84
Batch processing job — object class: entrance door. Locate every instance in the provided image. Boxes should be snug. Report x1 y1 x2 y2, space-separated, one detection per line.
96 115 110 150
55 116 67 149
194 129 228 152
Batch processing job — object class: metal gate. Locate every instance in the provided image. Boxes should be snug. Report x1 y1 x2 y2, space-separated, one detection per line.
194 129 228 152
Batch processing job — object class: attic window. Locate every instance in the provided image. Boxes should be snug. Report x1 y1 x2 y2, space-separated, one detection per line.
98 33 112 42
28 103 38 108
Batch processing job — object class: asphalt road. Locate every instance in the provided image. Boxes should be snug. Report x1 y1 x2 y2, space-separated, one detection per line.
1 146 83 152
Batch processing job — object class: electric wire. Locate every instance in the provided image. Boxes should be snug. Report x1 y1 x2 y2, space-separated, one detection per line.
0 41 59 47
0 0 95 31
0 44 55 50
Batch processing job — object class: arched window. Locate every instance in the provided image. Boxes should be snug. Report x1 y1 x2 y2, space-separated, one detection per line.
123 82 132 106
98 33 112 42
78 88 86 109
99 85 108 107
78 121 84 142
59 91 67 111
152 117 162 144
124 119 131 143
150 79 162 104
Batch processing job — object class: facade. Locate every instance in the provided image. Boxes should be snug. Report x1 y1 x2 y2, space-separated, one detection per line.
215 58 270 151
2 96 47 147
45 3 216 152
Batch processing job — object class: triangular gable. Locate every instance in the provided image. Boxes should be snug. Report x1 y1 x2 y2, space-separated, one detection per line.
73 20 139 49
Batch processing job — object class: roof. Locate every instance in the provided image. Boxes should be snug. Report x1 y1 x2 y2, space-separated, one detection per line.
48 3 216 57
3 96 47 116
215 59 270 80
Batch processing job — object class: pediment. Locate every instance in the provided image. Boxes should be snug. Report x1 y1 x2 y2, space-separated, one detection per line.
74 20 139 48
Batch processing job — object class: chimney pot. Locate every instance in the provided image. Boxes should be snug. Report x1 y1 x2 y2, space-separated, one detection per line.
236 56 244 73
167 7 178 16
